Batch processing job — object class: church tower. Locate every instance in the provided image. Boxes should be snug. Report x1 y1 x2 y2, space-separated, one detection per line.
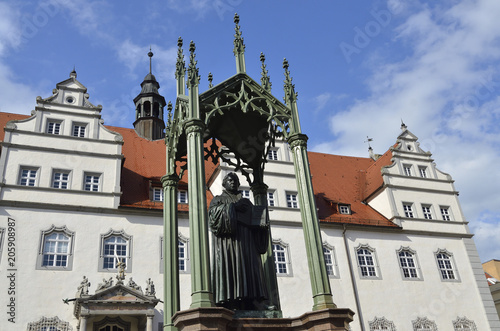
133 49 166 140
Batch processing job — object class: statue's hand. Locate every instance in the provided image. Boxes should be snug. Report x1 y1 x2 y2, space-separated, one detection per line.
235 198 251 212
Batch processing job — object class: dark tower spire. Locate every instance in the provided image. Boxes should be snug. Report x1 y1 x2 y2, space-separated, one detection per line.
133 48 166 140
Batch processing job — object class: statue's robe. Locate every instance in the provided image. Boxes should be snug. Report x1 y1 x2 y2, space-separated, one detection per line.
208 190 268 308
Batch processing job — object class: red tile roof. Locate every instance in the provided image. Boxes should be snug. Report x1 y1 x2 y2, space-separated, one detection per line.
0 111 397 227
308 151 398 228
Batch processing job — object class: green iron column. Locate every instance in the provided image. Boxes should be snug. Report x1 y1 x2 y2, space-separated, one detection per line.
288 134 336 311
283 58 335 311
185 41 214 309
162 174 180 331
251 182 281 312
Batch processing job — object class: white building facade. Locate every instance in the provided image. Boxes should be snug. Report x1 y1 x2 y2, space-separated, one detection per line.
0 72 498 331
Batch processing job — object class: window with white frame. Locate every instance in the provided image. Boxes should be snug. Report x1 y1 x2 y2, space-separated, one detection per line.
72 123 87 137
153 187 163 201
403 164 412 176
27 316 73 331
36 225 75 270
397 247 420 280
19 167 38 186
267 191 275 207
422 205 433 220
412 317 437 331
267 148 278 161
369 316 396 331
339 204 351 215
356 245 379 278
241 189 251 199
46 120 62 135
418 166 428 178
160 235 190 273
84 172 101 192
99 230 132 272
286 193 298 208
52 170 70 189
178 190 188 204
452 316 477 331
323 244 338 277
440 206 452 221
273 239 291 276
403 203 414 218
435 249 458 281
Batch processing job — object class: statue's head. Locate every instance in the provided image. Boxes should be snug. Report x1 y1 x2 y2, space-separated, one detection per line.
222 172 240 193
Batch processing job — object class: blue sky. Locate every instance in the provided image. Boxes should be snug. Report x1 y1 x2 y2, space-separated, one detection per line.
1 0 499 263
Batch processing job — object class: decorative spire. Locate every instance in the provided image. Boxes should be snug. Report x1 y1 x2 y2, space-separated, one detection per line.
208 72 213 89
233 13 246 73
187 40 200 86
148 47 154 74
283 58 301 134
401 119 407 130
70 66 77 78
260 52 271 92
176 37 186 96
166 101 173 130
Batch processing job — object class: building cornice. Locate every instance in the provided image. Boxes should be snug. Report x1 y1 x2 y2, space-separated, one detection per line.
1 142 124 159
385 183 458 195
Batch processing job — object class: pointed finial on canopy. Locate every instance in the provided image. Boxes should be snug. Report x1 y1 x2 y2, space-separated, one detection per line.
283 58 301 133
175 37 186 96
187 40 200 86
148 47 154 74
233 13 246 73
208 72 213 88
260 52 271 92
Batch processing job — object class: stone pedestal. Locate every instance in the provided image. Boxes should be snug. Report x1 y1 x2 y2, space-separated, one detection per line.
173 307 354 331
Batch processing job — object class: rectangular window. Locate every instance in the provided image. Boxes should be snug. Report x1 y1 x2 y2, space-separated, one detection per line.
267 192 275 207
153 187 163 201
339 204 351 215
357 247 377 277
178 190 188 204
422 205 433 220
42 232 70 267
103 236 128 269
436 252 456 280
323 246 335 277
178 240 187 271
403 164 412 176
84 173 100 192
286 193 298 208
403 203 414 218
273 243 289 275
398 250 419 279
52 171 70 189
47 121 61 135
268 149 278 161
419 166 427 178
72 123 86 137
19 167 38 186
440 207 451 221
241 190 251 199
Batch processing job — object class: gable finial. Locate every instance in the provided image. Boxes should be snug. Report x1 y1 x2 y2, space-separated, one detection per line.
175 37 186 96
260 52 271 92
188 40 200 87
401 119 407 130
148 46 154 74
364 136 373 149
70 66 77 78
233 13 246 74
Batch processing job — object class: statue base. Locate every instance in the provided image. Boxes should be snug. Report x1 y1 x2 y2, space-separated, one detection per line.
172 307 354 330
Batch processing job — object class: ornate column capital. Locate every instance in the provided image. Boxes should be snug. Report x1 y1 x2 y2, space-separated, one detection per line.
161 174 179 188
287 133 308 149
183 118 205 134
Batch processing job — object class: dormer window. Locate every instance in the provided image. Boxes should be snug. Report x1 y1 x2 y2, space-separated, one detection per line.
72 123 87 138
339 204 351 215
403 164 412 176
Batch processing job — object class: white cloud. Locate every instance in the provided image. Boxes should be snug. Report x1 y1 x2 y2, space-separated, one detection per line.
313 0 500 261
312 92 331 113
0 2 23 56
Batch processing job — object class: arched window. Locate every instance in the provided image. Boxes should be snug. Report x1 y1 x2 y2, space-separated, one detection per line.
397 246 421 280
272 239 292 276
36 225 75 270
412 316 437 331
27 316 73 331
323 243 338 278
452 316 477 331
435 249 459 281
143 101 151 116
99 230 132 272
355 244 380 279
369 316 396 331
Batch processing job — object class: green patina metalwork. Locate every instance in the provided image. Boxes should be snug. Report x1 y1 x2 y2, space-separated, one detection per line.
162 14 335 329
